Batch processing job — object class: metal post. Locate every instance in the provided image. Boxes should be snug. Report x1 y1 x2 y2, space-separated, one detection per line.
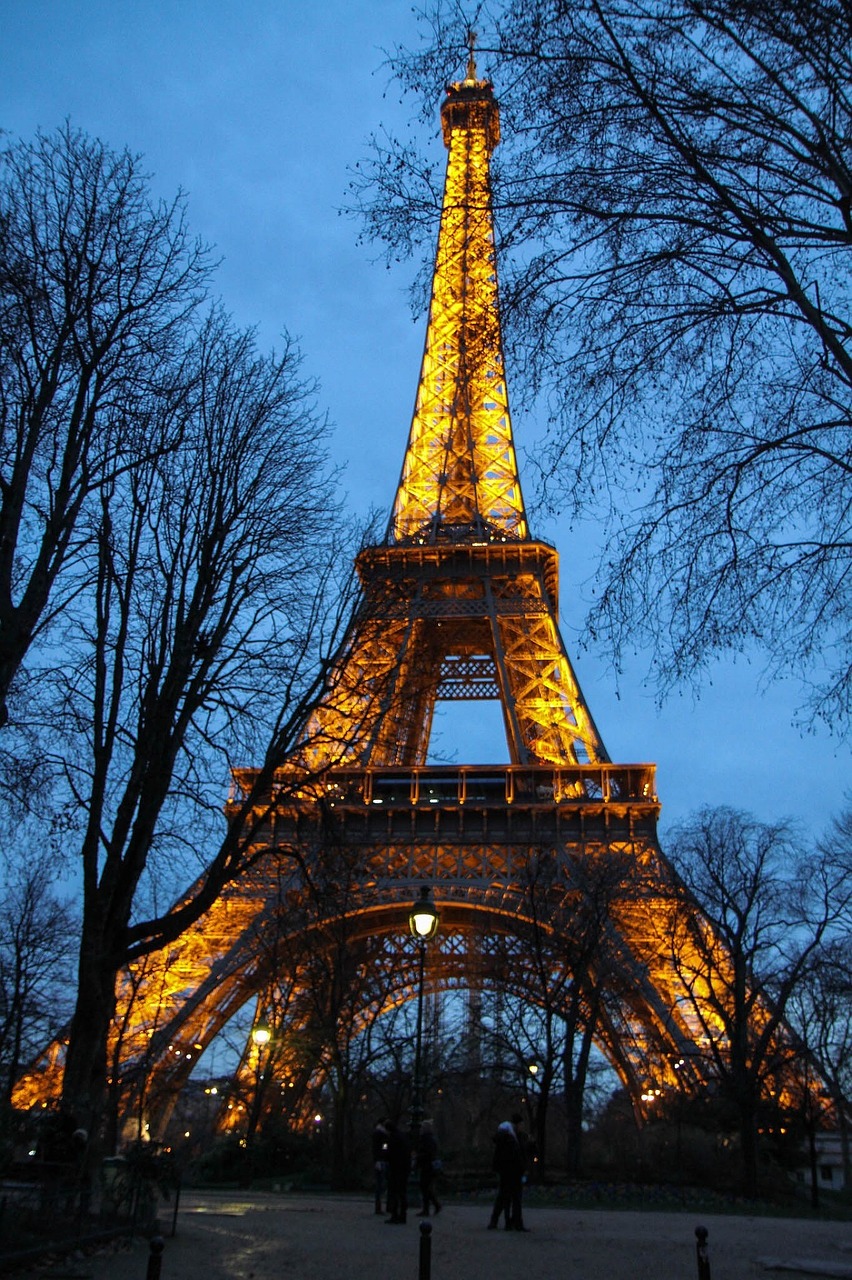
418 1218 432 1280
170 1176 181 1238
146 1234 165 1280
411 939 426 1138
695 1225 710 1280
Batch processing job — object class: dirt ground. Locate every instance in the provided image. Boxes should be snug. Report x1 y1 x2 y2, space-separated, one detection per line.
20 1190 852 1280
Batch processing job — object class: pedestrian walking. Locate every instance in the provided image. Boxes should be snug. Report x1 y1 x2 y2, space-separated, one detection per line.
487 1117 529 1231
508 1112 531 1231
384 1119 411 1225
417 1119 442 1217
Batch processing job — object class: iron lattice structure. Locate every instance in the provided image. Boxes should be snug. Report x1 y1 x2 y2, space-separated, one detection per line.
14 62 802 1138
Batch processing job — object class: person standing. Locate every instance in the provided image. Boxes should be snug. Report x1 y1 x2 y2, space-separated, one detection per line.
417 1119 442 1216
487 1118 529 1231
372 1119 389 1215
508 1112 531 1231
384 1119 411 1225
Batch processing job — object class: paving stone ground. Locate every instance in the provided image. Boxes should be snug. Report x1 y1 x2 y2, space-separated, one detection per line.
24 1190 852 1280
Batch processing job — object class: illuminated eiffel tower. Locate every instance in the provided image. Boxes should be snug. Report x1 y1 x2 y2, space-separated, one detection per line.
15 53 774 1141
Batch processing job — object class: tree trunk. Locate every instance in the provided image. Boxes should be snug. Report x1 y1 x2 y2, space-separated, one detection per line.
808 1124 820 1210
738 1095 760 1198
565 1084 583 1176
533 1076 550 1180
61 945 119 1140
330 1077 348 1187
563 1040 587 1177
564 1000 598 1177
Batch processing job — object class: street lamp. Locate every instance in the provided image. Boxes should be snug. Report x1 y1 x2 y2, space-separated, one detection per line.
251 1018 272 1049
246 1016 273 1154
408 885 440 1137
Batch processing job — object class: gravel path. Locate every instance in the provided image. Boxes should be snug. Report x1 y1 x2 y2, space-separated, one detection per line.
24 1191 852 1280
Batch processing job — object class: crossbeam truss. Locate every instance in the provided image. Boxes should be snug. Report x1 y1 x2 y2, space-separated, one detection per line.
301 542 607 770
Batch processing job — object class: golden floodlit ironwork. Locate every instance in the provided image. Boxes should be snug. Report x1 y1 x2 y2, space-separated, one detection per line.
13 55 816 1139
391 72 524 544
299 67 604 771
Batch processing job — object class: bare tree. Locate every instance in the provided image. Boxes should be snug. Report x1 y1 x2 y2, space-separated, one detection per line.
474 846 637 1177
262 847 403 1184
786 939 851 1208
11 301 351 1135
667 805 852 1196
0 123 209 729
474 936 564 1177
787 806 852 1191
354 0 852 732
0 848 76 1106
518 846 637 1176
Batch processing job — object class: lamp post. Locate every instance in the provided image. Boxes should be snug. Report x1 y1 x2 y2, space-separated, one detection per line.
247 1017 272 1145
408 885 439 1138
525 1059 539 1112
525 1059 541 1180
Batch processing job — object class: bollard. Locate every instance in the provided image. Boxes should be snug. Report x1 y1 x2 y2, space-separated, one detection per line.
170 1178 181 1238
419 1218 432 1280
146 1234 165 1280
695 1225 710 1280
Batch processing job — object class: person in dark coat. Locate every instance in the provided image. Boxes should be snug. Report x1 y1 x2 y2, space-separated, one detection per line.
417 1119 442 1216
384 1119 411 1224
487 1117 529 1231
508 1112 531 1231
372 1119 389 1215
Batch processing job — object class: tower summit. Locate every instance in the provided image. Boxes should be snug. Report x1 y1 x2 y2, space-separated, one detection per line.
391 52 526 544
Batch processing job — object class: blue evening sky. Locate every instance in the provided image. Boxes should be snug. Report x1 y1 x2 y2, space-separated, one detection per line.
1 1 848 843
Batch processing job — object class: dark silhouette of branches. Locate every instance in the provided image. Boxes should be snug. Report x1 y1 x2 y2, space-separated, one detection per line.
38 300 349 1129
667 803 852 1195
0 123 210 729
0 849 76 1106
353 0 852 732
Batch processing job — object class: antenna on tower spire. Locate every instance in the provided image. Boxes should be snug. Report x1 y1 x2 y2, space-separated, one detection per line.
466 28 477 80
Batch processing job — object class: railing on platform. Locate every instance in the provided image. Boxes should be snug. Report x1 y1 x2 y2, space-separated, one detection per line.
322 763 657 809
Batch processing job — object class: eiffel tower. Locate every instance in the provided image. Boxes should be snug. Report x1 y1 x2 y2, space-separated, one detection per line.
15 54 761 1141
